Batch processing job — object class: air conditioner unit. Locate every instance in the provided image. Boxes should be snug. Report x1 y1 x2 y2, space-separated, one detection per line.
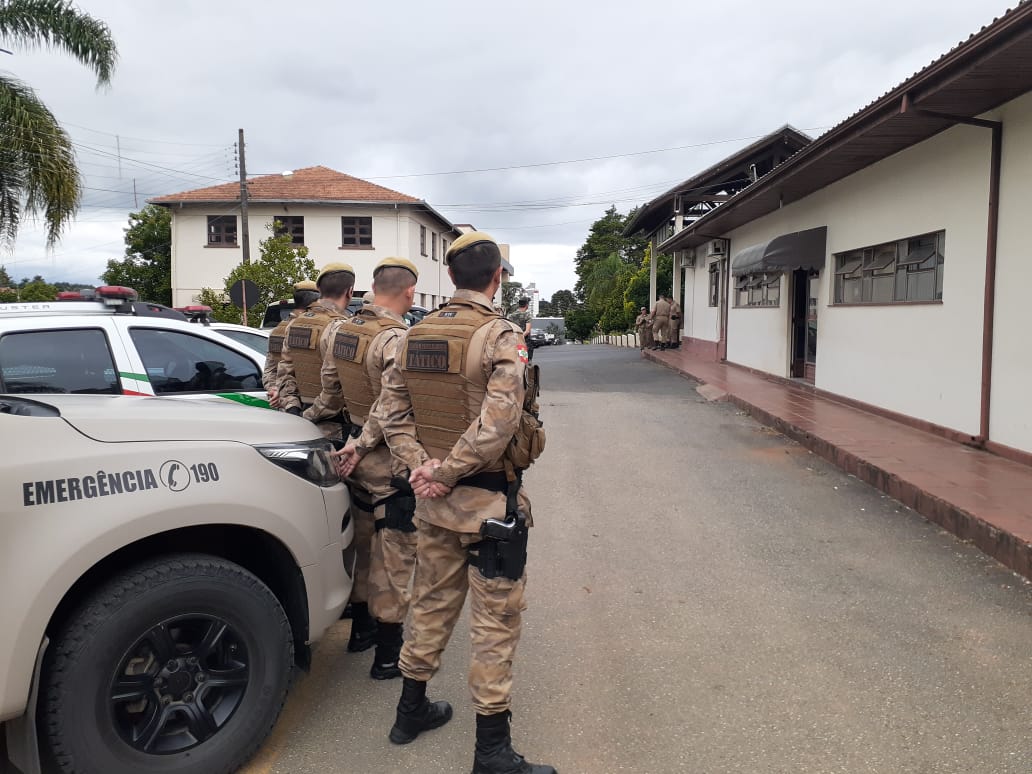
707 239 726 257
678 249 696 269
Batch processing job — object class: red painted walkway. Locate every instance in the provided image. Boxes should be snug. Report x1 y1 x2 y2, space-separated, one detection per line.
643 346 1032 579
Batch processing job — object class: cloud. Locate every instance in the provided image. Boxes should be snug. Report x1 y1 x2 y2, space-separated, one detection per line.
0 0 1014 295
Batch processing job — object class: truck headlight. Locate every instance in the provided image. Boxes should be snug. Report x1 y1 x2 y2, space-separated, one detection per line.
254 440 340 487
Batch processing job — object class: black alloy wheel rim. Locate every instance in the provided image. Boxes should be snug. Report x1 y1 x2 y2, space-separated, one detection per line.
108 614 250 754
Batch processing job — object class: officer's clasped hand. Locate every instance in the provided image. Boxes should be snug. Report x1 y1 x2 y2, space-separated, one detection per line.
410 460 451 499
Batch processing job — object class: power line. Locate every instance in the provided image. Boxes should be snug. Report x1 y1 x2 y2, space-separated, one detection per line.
349 127 832 180
59 121 227 148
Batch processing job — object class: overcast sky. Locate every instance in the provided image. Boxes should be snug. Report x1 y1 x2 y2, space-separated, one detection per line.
1 0 1014 297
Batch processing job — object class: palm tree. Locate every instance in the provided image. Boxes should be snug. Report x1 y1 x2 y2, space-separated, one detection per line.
0 0 116 246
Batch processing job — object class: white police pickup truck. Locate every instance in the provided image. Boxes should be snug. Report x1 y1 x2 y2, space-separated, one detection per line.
0 393 354 774
0 287 270 408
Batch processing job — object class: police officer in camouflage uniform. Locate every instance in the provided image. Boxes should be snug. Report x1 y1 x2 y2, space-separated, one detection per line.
634 306 651 352
276 263 354 440
667 296 682 349
508 297 534 362
311 257 421 673
650 294 671 350
338 232 555 774
263 280 320 392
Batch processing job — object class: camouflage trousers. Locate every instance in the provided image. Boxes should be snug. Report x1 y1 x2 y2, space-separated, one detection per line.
399 518 527 715
368 507 418 624
314 420 344 443
348 494 376 603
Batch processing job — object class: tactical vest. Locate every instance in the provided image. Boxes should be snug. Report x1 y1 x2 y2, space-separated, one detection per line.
286 304 342 403
266 315 294 373
332 308 406 424
400 300 502 461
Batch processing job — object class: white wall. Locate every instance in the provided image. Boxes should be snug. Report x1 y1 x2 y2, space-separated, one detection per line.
168 203 454 307
685 259 721 342
722 122 993 436
990 91 1032 452
405 212 456 308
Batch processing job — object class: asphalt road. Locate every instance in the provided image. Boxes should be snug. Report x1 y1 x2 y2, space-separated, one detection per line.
242 344 1032 774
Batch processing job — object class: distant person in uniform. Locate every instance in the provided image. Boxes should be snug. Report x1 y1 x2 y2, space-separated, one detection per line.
276 263 354 440
336 231 554 774
651 294 671 350
264 280 318 392
363 291 376 305
634 306 652 352
508 297 534 361
667 296 682 350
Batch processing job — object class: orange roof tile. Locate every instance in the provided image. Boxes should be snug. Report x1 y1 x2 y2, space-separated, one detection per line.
149 165 421 205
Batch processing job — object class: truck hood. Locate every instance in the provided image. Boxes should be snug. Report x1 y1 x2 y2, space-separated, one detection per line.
16 395 323 444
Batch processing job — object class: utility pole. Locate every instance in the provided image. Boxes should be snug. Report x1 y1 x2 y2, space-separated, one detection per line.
237 129 252 325
238 128 251 266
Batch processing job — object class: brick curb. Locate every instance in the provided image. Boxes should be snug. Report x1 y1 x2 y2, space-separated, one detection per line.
642 349 1032 580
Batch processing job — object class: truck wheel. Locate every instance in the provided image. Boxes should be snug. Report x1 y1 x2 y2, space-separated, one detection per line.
42 554 294 774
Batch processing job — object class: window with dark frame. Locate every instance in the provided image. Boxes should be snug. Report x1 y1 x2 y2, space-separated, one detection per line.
129 328 261 395
833 230 945 304
273 216 305 245
708 262 720 307
207 215 237 246
341 216 373 247
734 273 781 308
431 232 437 261
441 238 448 259
0 328 120 394
420 225 427 256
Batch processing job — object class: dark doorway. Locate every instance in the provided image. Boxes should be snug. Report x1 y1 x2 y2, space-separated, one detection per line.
790 269 818 382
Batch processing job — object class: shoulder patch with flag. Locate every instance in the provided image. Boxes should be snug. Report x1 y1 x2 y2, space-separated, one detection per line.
517 344 529 364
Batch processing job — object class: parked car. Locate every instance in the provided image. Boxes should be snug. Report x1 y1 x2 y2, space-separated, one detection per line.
0 393 354 774
405 305 430 326
0 286 270 407
208 323 270 356
527 329 549 348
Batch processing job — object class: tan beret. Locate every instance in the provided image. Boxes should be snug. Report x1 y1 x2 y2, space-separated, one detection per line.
373 256 419 280
293 280 318 291
363 291 376 304
316 262 355 286
445 231 497 264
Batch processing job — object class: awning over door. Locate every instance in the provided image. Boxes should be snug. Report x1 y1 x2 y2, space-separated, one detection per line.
731 226 827 276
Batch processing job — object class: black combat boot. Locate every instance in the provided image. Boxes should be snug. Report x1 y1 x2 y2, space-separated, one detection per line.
346 602 377 653
389 677 453 744
472 711 557 774
370 621 403 680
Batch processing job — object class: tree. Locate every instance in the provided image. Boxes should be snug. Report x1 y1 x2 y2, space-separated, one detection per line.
197 223 318 325
0 0 117 246
17 275 56 301
623 245 672 312
0 264 11 286
549 289 577 316
500 281 524 315
537 300 554 317
564 308 598 343
573 206 647 299
101 205 172 304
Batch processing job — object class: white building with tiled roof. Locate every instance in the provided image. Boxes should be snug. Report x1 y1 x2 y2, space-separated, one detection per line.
151 166 461 309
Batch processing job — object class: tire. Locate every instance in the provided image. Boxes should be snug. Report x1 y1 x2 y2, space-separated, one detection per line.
42 553 294 774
